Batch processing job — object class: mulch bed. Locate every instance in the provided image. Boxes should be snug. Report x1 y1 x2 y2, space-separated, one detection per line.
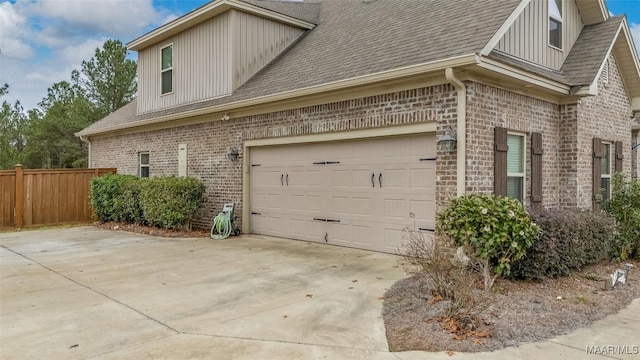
382 260 640 352
94 222 210 238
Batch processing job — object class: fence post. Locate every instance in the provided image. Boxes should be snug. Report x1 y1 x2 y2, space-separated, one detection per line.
15 164 23 229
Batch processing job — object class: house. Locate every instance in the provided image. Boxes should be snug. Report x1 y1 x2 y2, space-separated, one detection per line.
77 0 640 254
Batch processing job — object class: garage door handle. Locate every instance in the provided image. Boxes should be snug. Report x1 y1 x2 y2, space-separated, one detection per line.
371 173 375 187
286 174 289 186
251 212 261 215
378 173 382 188
325 219 341 223
419 228 435 233
281 174 284 186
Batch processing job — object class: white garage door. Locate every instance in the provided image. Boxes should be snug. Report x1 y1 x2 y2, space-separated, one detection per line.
249 134 436 254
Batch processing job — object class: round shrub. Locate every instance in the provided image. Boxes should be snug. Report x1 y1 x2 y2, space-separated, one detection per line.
511 209 616 279
437 194 540 278
90 174 138 222
139 176 206 230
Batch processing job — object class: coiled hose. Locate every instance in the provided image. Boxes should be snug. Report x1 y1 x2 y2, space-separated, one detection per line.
211 211 232 239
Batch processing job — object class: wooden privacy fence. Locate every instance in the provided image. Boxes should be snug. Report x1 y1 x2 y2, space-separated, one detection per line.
0 165 116 229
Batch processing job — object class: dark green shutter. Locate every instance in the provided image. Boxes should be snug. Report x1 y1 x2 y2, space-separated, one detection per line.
615 141 623 173
531 132 543 204
593 138 603 211
494 127 508 196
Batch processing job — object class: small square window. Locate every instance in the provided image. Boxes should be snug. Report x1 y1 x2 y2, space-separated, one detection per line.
140 152 150 178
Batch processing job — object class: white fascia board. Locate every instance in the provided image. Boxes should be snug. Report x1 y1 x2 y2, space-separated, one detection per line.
477 57 570 94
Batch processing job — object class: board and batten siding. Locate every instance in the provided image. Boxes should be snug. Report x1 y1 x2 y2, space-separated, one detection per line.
496 0 583 70
137 11 232 114
136 9 305 115
230 10 305 91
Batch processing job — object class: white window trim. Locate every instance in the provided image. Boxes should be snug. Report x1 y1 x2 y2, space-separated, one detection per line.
507 131 526 202
160 43 174 96
139 151 150 178
601 142 612 199
548 0 563 50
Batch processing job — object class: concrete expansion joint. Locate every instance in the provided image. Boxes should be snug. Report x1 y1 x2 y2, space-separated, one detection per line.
0 245 180 335
181 331 391 354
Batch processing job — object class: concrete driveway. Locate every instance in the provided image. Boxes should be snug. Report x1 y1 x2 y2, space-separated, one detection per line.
0 226 406 359
3 227 639 360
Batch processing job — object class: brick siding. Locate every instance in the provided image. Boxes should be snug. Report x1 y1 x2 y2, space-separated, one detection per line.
91 59 633 229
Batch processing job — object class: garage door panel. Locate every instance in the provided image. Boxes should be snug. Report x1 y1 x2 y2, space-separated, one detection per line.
250 133 436 254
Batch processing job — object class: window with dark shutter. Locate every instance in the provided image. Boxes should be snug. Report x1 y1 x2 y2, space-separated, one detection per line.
531 132 543 204
494 127 508 196
592 138 602 211
615 141 623 173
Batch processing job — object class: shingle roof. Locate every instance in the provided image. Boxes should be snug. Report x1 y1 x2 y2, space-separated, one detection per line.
78 0 523 135
240 0 322 24
489 16 624 87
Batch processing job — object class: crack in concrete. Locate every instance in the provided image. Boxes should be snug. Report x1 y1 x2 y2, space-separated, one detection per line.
1 245 181 335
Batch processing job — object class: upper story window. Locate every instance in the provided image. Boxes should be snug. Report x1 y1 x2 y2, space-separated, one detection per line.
161 45 173 95
507 133 526 201
548 0 563 49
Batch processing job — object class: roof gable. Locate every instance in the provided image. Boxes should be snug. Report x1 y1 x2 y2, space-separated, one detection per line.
127 0 316 51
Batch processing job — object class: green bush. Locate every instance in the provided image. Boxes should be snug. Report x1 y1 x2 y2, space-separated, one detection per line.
117 177 144 224
602 173 640 260
90 174 139 222
510 209 615 279
139 176 206 230
437 194 539 289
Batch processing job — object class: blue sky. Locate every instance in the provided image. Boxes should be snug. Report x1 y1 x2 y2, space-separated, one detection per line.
0 0 639 111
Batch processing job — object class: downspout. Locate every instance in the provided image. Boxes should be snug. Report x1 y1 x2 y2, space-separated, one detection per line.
79 135 91 167
445 68 466 197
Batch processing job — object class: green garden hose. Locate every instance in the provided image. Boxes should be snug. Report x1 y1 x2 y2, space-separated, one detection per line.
211 211 232 239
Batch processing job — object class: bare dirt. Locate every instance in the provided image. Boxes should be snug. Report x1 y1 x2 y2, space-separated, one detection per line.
382 260 640 353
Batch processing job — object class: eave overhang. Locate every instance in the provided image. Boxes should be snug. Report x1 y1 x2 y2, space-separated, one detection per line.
127 0 316 51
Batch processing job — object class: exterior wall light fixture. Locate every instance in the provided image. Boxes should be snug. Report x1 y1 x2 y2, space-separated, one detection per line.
438 126 457 154
227 147 240 162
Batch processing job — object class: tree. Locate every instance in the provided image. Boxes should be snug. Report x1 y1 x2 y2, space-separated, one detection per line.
23 81 97 168
72 39 137 117
0 84 29 169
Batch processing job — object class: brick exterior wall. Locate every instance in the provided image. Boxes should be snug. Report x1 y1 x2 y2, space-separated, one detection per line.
91 58 633 229
576 55 632 208
465 82 562 209
91 85 456 229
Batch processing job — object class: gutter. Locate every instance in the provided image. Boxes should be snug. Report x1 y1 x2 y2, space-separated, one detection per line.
445 68 466 197
76 54 479 137
79 135 91 167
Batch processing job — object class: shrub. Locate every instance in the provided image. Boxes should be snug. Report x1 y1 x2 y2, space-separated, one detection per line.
437 195 539 290
117 178 144 224
400 223 490 327
602 173 640 260
510 209 615 279
90 174 139 222
139 176 206 230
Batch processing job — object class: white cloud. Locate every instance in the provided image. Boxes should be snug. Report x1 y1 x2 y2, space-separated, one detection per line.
23 0 167 39
0 0 180 111
630 23 640 57
0 1 33 59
